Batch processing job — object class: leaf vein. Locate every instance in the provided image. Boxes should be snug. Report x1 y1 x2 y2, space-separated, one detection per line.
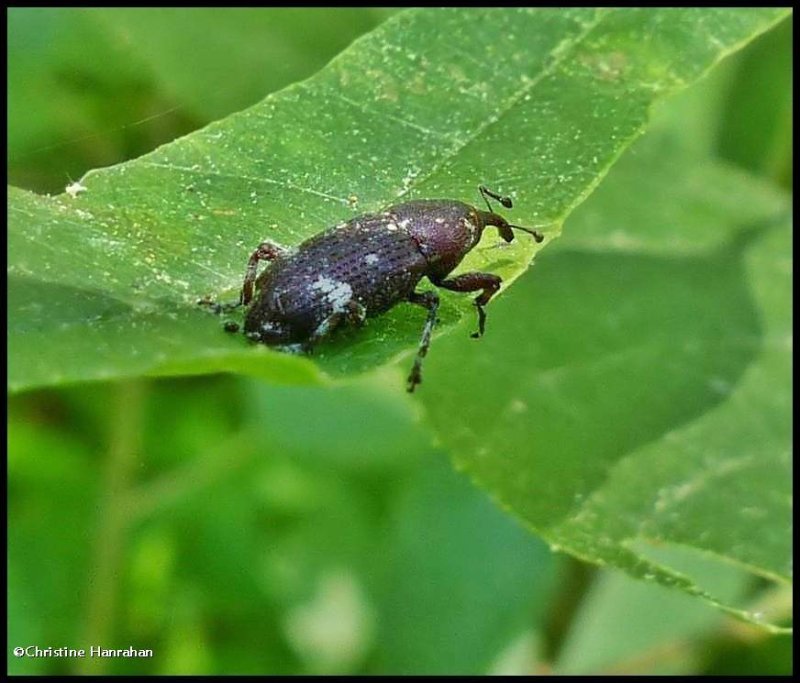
138 161 350 205
392 9 609 201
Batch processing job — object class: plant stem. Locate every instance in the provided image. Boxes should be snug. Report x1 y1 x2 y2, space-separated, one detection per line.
77 380 146 674
539 556 596 666
125 431 255 522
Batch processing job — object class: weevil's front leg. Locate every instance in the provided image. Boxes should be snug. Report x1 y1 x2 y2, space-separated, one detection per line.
199 239 288 314
197 295 242 316
431 272 501 338
407 290 440 392
241 240 289 305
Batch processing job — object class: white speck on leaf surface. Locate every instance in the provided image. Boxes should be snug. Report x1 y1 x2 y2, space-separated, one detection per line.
65 181 87 199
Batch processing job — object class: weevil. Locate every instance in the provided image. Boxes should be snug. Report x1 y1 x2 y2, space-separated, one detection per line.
201 186 544 392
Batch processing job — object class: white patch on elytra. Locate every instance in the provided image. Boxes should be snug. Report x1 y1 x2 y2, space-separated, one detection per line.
364 253 379 265
398 218 411 229
311 276 353 312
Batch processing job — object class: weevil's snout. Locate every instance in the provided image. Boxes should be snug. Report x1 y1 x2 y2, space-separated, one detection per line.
491 214 545 244
507 219 545 243
494 216 515 243
478 210 544 243
477 210 514 242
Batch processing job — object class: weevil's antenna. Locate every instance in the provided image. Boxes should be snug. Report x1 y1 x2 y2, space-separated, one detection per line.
479 185 546 242
479 185 513 213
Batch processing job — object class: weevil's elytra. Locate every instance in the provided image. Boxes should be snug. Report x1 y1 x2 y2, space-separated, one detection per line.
200 185 545 392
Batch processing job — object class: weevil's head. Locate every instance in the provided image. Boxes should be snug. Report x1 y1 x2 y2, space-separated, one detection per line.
393 200 487 276
395 199 545 280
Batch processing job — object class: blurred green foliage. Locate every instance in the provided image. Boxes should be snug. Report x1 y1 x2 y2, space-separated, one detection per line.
7 8 791 675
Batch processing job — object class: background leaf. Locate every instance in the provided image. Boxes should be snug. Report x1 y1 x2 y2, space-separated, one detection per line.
555 549 755 674
371 455 555 674
716 17 793 187
417 127 791 629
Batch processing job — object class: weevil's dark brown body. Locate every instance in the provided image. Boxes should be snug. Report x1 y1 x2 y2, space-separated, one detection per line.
208 189 544 391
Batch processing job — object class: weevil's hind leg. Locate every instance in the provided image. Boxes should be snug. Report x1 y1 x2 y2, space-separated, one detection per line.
407 290 440 392
431 272 501 338
241 240 290 305
302 300 367 352
302 312 345 353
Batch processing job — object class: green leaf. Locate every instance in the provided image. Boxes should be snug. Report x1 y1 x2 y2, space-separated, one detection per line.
373 456 554 674
556 546 753 673
90 8 398 121
717 16 793 187
8 8 393 193
8 414 100 664
7 8 148 162
8 8 788 393
417 128 791 629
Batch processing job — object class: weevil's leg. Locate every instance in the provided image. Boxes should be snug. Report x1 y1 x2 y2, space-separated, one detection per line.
241 240 289 305
197 295 241 316
198 239 287 313
345 300 367 327
432 272 501 338
303 300 367 351
406 290 440 392
306 312 345 348
303 311 347 352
